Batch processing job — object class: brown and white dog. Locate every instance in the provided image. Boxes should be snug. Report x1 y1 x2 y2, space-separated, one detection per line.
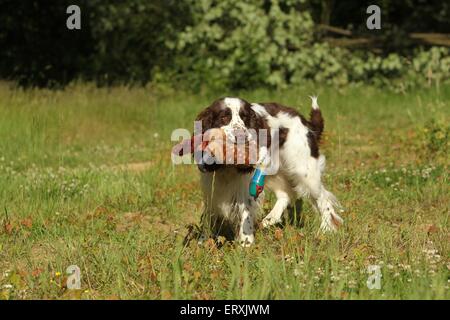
180 96 343 246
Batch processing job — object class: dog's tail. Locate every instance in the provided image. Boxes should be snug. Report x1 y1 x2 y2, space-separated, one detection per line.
308 96 324 143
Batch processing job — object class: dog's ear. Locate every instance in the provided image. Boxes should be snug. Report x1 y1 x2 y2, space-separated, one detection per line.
195 107 214 133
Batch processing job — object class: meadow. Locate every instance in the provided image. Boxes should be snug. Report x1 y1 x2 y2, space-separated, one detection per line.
0 82 448 299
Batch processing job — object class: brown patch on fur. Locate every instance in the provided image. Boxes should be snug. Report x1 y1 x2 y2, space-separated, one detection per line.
258 102 323 158
239 101 272 149
279 127 289 147
309 108 324 143
258 102 300 118
237 101 271 172
195 98 233 132
307 131 319 158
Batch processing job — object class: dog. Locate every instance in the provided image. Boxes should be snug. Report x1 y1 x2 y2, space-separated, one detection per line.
178 96 343 246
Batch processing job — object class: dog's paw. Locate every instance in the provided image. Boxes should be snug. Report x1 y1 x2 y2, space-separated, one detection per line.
262 216 282 228
320 213 343 233
319 221 336 233
238 234 254 247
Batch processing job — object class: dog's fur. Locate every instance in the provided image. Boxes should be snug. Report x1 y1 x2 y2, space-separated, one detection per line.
195 97 343 246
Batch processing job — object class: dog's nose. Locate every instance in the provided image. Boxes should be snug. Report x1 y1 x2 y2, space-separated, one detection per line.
197 152 215 172
197 163 208 173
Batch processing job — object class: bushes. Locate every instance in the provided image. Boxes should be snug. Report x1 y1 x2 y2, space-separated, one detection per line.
162 0 449 91
161 0 450 91
346 47 450 91
164 0 315 90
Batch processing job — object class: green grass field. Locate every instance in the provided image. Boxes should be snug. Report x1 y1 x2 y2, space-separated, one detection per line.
0 82 448 300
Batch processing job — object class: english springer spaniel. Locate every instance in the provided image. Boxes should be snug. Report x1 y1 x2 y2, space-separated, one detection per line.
182 97 343 246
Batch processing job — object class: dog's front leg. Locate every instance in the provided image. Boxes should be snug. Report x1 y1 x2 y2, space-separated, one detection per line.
238 206 256 247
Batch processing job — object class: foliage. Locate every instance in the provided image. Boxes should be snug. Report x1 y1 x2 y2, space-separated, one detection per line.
164 0 449 91
328 46 450 91
167 0 315 90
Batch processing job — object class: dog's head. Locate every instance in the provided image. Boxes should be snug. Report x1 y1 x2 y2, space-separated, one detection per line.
188 97 269 173
196 97 262 136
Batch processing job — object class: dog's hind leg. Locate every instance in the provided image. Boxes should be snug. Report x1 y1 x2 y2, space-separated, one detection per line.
313 187 343 232
293 159 343 232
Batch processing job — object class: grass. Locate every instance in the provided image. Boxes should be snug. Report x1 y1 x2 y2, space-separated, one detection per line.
0 81 448 300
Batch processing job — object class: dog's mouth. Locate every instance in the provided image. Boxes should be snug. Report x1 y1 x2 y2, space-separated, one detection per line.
210 128 258 170
172 128 260 173
196 147 220 173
